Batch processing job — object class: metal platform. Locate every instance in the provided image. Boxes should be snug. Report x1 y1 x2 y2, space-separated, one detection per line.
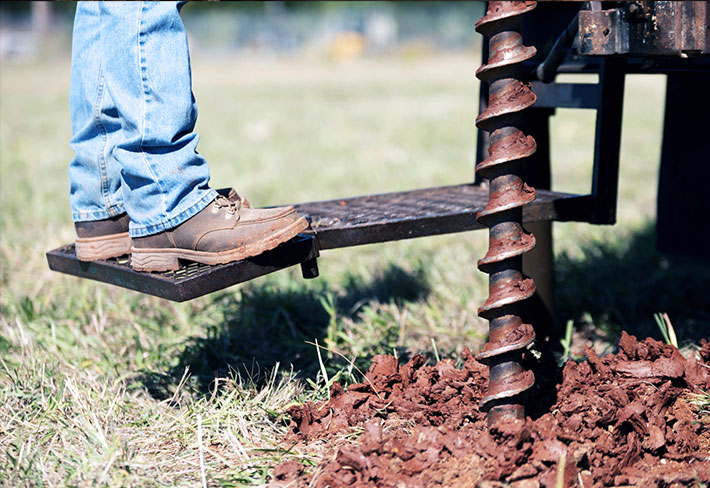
294 184 581 249
47 184 585 301
47 235 319 302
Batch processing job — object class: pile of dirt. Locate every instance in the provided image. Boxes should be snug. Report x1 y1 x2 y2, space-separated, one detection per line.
270 334 710 487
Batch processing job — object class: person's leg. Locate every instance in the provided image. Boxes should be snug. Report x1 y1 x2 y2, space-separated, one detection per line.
98 1 217 238
69 1 131 260
69 1 307 271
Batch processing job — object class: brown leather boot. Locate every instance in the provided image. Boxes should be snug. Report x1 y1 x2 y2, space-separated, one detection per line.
131 195 308 272
75 213 132 261
73 188 248 263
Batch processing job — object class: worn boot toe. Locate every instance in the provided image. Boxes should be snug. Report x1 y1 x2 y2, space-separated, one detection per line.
131 195 308 272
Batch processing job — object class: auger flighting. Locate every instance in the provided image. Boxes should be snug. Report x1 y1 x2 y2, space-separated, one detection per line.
475 0 539 426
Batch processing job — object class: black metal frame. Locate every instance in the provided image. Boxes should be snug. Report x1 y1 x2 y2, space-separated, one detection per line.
477 57 627 227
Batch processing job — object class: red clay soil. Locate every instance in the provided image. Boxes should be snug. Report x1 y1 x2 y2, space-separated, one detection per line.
270 333 710 488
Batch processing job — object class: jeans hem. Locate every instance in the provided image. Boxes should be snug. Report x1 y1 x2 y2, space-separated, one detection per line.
72 203 127 222
128 188 217 238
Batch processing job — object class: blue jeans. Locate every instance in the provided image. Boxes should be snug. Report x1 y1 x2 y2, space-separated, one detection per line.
68 1 217 237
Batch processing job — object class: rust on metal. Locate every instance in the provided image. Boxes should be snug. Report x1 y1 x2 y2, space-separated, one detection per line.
578 1 710 56
475 0 539 425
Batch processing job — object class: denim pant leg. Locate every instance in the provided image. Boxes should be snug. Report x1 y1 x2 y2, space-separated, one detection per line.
68 1 126 222
69 1 216 237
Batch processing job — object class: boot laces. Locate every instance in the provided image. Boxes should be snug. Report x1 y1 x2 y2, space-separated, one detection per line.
213 195 240 215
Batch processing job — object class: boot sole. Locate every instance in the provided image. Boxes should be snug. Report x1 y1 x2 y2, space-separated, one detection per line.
130 216 309 272
75 232 132 261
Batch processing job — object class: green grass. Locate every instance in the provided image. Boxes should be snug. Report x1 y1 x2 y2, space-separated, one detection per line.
690 390 710 422
1 49 708 486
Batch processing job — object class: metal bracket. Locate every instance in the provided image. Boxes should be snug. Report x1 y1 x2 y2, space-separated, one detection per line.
579 1 710 56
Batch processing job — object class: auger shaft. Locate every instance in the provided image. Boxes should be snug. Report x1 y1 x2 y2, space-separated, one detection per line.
475 1 539 425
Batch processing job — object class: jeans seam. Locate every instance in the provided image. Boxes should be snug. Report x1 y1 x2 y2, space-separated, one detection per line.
93 71 111 214
137 0 168 217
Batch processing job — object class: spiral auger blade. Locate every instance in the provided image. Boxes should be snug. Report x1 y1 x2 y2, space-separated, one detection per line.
474 0 539 426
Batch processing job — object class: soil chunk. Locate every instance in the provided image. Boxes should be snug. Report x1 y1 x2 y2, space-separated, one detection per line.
271 334 710 487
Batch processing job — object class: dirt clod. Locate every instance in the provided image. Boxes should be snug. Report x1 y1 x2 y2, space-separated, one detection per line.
270 334 710 487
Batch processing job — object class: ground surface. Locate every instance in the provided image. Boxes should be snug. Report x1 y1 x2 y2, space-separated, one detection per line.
1 46 709 487
273 334 710 487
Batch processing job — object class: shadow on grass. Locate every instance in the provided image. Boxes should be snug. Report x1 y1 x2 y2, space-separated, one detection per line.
555 222 710 345
138 263 430 399
135 222 708 401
